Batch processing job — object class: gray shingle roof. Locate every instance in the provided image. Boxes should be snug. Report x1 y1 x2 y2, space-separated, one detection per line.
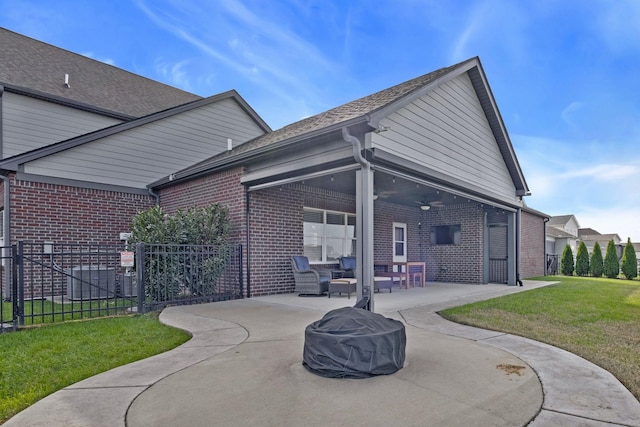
229 59 472 155
0 27 201 117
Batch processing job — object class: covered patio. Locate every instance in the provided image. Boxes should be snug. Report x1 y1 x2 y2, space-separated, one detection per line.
153 57 535 305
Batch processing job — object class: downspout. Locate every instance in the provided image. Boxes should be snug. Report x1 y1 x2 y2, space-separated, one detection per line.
516 207 523 286
245 186 251 298
342 127 374 310
1 174 10 300
147 187 160 205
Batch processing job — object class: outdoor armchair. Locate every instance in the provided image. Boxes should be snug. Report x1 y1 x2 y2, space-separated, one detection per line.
338 256 356 278
291 256 331 295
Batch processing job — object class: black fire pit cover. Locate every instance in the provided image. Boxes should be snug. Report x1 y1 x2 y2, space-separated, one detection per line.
302 307 406 378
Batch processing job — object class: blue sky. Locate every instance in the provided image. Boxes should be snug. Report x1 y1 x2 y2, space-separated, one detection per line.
1 0 639 241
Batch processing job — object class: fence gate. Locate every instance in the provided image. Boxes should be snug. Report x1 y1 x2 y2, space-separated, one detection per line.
488 224 508 284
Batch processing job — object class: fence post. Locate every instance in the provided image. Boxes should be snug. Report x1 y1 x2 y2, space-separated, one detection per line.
14 242 24 326
238 245 244 298
136 243 145 314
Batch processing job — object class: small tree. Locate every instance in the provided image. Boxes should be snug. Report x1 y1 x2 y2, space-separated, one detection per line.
575 241 590 276
590 241 603 278
603 239 620 279
560 244 574 276
621 238 638 280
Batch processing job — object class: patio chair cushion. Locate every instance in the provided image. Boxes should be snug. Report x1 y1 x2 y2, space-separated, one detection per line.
339 256 357 271
292 255 311 271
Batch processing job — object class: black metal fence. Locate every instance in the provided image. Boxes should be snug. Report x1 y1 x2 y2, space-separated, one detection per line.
1 242 243 332
546 254 559 275
135 243 243 312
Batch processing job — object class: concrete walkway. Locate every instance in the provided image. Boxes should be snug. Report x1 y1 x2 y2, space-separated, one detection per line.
4 281 640 426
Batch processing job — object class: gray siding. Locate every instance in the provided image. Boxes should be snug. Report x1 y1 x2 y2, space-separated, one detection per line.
2 92 122 158
23 98 266 188
371 73 516 203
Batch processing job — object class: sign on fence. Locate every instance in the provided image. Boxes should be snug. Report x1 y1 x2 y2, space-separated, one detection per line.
120 251 135 267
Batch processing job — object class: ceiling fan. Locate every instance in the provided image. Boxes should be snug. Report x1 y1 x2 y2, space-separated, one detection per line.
415 192 445 210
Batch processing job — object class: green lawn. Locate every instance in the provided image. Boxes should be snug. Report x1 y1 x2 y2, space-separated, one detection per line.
2 298 139 325
0 314 190 424
440 276 640 401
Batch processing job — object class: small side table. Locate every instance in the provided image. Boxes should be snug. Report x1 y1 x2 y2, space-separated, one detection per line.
328 278 357 298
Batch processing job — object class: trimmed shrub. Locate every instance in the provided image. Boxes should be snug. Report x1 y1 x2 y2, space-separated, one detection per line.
603 240 620 279
589 241 603 278
621 238 638 280
560 244 574 276
575 241 590 276
129 204 231 300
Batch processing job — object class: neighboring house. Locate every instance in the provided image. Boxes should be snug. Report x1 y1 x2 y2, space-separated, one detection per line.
546 214 580 256
0 27 270 253
579 230 623 259
151 57 546 295
1 28 548 299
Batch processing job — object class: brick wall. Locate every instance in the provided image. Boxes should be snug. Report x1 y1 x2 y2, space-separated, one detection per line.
10 175 154 245
423 204 484 283
159 167 247 244
520 209 546 278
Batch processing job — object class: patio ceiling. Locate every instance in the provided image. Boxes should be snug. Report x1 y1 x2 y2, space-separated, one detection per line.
300 169 472 210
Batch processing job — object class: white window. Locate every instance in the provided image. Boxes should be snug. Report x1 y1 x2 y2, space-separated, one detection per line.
304 208 356 263
392 222 407 263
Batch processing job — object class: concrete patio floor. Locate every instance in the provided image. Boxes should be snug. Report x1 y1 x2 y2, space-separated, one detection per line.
4 281 640 426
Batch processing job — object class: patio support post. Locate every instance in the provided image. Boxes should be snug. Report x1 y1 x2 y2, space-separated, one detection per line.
344 127 375 311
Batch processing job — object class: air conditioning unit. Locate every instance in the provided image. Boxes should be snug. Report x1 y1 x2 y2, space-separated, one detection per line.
67 266 116 300
118 272 137 297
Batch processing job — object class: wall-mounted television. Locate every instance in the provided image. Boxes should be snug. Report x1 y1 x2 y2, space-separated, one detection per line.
430 225 461 245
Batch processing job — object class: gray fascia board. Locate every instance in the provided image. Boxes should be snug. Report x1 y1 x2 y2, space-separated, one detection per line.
365 57 479 129
0 91 243 171
16 172 152 196
150 117 371 189
0 82 136 121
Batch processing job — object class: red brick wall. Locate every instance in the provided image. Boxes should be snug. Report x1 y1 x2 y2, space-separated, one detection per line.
423 204 484 283
159 167 247 244
520 209 546 278
10 175 154 245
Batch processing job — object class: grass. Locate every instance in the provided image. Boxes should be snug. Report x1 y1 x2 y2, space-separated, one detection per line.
440 276 640 401
2 298 139 325
0 313 190 424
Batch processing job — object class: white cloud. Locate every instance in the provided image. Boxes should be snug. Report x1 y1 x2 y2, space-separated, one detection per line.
560 101 583 128
561 164 640 181
154 58 192 91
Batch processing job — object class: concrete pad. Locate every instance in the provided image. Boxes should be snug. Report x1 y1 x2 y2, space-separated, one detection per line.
486 334 640 426
3 386 145 427
128 320 541 427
